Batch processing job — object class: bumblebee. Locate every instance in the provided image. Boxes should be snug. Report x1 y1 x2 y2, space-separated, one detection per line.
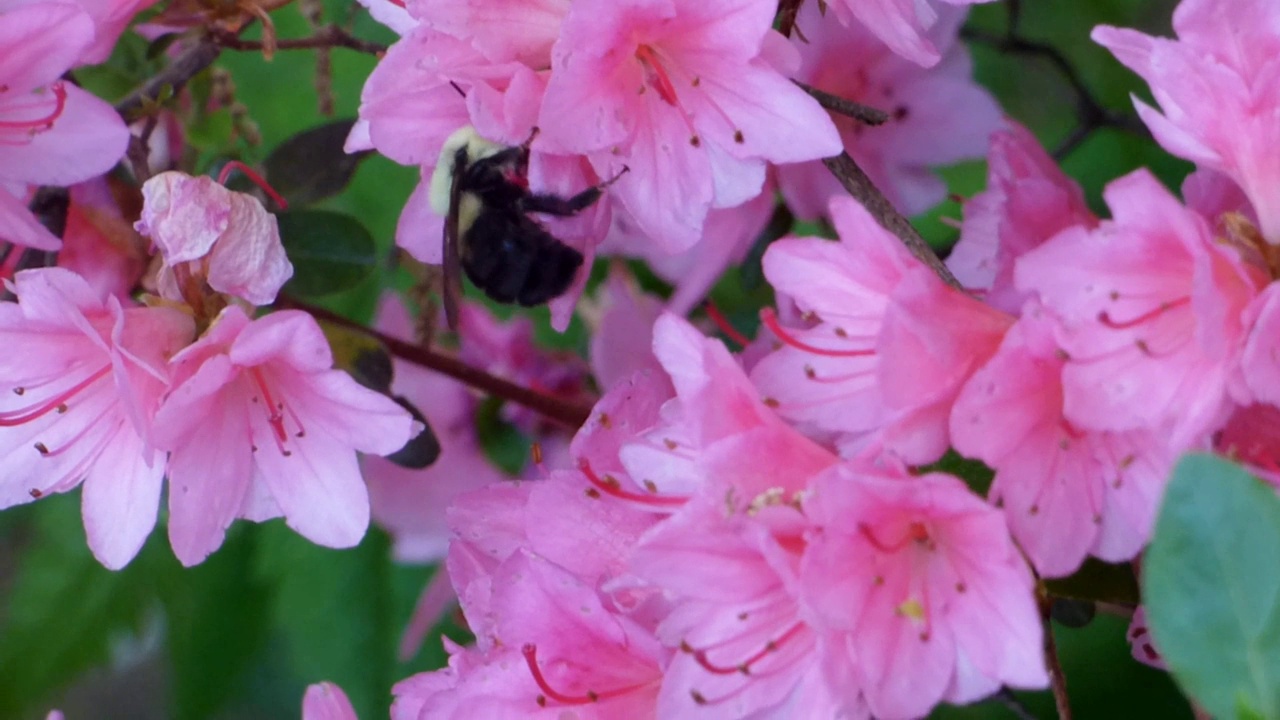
428 126 626 328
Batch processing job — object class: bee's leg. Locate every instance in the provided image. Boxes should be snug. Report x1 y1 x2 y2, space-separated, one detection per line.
523 166 630 217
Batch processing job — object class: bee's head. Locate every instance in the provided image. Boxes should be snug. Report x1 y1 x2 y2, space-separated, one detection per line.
428 125 507 215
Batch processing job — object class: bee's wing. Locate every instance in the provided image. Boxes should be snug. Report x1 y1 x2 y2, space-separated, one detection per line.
442 153 465 331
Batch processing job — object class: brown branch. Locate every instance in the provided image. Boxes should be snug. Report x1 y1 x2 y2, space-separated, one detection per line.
281 299 594 429
822 152 960 288
795 81 889 126
1043 615 1072 720
116 39 223 121
211 25 386 55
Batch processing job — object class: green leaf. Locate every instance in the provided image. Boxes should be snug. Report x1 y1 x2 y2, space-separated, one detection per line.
252 523 397 720
0 496 160 717
265 120 373 207
1144 454 1280 720
277 210 379 298
159 527 272 720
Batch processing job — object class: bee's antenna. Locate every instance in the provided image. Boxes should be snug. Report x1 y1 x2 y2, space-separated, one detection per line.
448 81 466 98
521 126 542 149
600 165 630 190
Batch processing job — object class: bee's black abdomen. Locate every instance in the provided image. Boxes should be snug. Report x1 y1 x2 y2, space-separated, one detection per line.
517 239 583 306
460 210 582 306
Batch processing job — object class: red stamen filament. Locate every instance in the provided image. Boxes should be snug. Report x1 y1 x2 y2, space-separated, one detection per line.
0 366 110 426
218 160 289 209
690 622 806 675
704 302 750 348
520 644 645 706
760 308 874 358
0 82 68 132
1098 296 1189 330
579 459 685 507
858 521 929 554
635 45 679 106
249 368 292 455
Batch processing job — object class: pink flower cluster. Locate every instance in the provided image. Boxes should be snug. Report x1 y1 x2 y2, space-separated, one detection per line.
0 172 417 568
351 0 997 325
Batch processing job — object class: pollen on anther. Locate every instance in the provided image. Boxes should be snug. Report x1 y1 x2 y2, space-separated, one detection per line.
680 640 694 653
803 365 816 379
690 135 701 147
956 582 967 593
34 442 49 455
643 479 659 493
587 691 599 702
691 690 707 705
1029 504 1040 515
663 438 678 450
535 695 547 707
763 397 780 408
733 130 744 144
585 487 602 499
692 77 701 87
599 412 612 429
13 387 23 395
737 612 749 621
834 327 848 338
56 404 68 414
29 488 42 498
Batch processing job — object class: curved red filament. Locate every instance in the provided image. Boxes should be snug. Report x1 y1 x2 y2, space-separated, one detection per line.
0 82 68 133
218 160 290 209
704 302 750 348
0 365 110 426
521 644 646 707
579 459 685 507
760 308 874 358
1098 296 1189 330
689 622 806 676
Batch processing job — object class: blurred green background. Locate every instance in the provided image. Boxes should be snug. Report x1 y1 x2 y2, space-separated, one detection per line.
0 0 1197 718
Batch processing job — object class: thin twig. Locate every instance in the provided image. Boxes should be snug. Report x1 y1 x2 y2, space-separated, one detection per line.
211 25 386 55
116 39 223 120
1044 617 1072 720
993 688 1039 720
281 299 594 429
822 152 961 288
794 80 889 125
961 26 1149 158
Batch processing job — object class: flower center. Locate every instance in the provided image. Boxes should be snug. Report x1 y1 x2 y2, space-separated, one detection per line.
249 367 305 456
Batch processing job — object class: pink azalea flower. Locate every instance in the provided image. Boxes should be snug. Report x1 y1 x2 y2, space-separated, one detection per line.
778 1 999 220
536 0 841 253
152 305 416 566
630 499 843 719
303 682 359 720
947 123 1098 314
750 196 916 453
752 195 1010 464
951 313 1175 576
135 171 293 307
827 0 995 68
400 551 665 719
0 2 129 251
801 462 1047 719
1093 0 1280 241
1015 169 1268 448
0 268 193 569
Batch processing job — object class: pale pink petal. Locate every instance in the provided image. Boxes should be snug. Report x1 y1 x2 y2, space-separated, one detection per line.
303 682 359 720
